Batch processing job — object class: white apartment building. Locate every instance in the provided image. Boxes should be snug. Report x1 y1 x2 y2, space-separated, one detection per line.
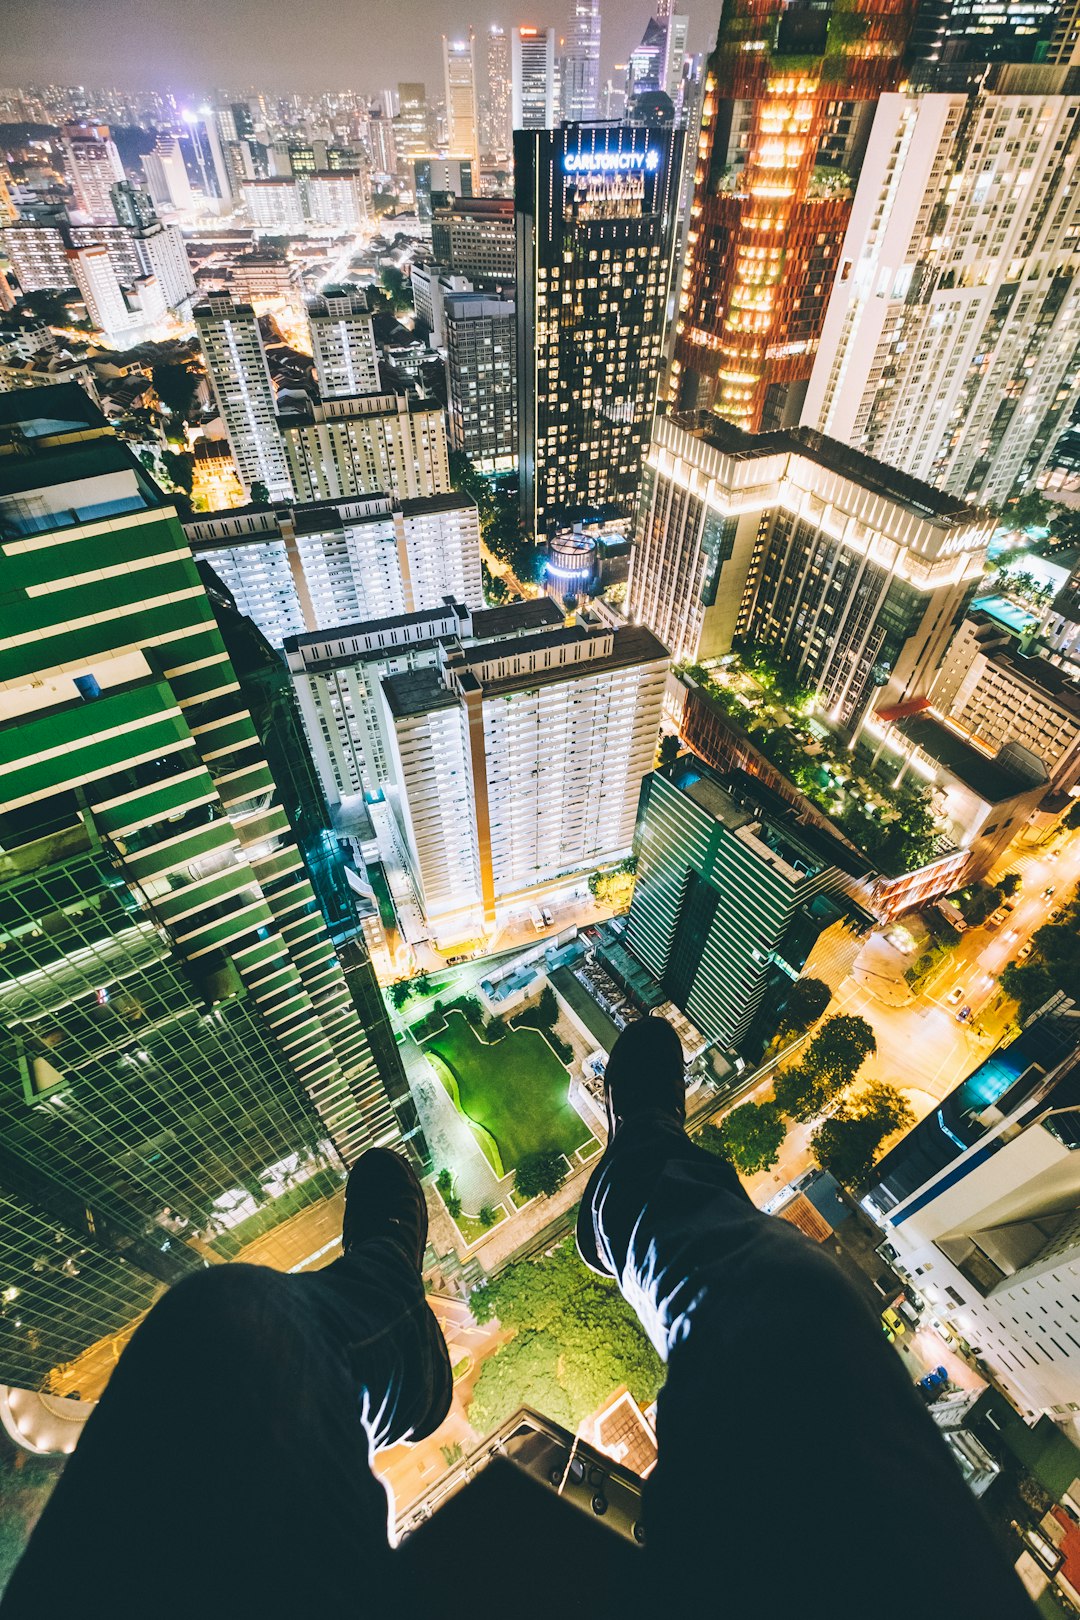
285 597 563 805
308 287 379 399
932 613 1080 799
512 27 557 129
279 391 450 503
378 618 669 941
301 171 367 231
194 293 293 500
62 124 125 222
410 264 473 349
243 178 306 234
142 137 195 215
67 244 165 341
184 491 483 648
802 68 1080 504
629 411 993 725
135 222 196 312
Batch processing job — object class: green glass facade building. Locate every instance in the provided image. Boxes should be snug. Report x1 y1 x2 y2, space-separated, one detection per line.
0 386 414 1392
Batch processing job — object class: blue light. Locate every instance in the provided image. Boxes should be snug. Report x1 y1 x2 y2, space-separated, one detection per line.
564 149 660 176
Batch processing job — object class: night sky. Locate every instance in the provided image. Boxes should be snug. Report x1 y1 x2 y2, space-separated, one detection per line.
4 0 722 99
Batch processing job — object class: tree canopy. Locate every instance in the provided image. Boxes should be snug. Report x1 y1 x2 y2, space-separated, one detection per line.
1000 895 1080 1021
658 734 681 769
515 1150 567 1200
699 1102 786 1175
810 1082 913 1191
778 976 831 1034
468 1240 663 1433
772 1014 876 1121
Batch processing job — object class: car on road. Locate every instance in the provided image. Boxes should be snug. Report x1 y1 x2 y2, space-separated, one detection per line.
1043 886 1056 899
1047 849 1061 863
946 985 965 1005
987 907 1008 927
957 1006 972 1023
529 907 544 932
1018 942 1034 960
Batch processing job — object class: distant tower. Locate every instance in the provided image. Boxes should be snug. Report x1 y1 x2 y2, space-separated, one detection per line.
194 293 292 499
443 33 480 163
560 0 602 122
481 27 513 162
62 124 125 222
512 27 557 129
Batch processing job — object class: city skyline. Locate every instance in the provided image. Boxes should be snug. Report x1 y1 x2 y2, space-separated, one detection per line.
2 0 720 99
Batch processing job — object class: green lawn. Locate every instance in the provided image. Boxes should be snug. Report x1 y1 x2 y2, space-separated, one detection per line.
425 1011 591 1171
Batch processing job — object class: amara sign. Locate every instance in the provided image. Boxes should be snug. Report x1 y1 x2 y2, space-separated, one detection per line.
563 148 660 175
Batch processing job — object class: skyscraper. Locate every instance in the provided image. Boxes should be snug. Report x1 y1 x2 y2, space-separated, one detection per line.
379 615 668 942
395 82 430 166
481 26 513 162
61 123 125 223
0 387 413 1392
515 121 684 537
279 391 450 504
194 293 293 500
443 34 480 164
183 106 234 210
142 136 195 215
307 285 379 399
668 0 912 432
512 27 558 130
561 0 603 122
66 242 166 341
444 292 518 472
801 68 1080 505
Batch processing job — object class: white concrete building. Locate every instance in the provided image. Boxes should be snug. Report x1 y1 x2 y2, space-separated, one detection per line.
243 178 306 234
308 287 379 399
802 68 1080 504
142 138 195 216
279 391 450 503
135 222 197 313
410 263 473 349
512 26 557 129
194 293 293 500
302 171 367 231
62 124 125 222
184 491 483 648
867 1000 1080 1426
67 245 165 341
285 597 563 804
379 617 669 941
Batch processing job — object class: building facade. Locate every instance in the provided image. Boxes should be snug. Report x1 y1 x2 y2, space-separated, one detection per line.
195 293 293 500
279 391 450 504
516 120 684 537
801 69 1080 504
62 123 125 222
379 616 668 941
561 0 603 122
431 195 516 284
512 27 558 130
444 292 518 472
0 388 414 1392
307 286 379 399
481 26 513 162
184 492 483 648
443 34 480 164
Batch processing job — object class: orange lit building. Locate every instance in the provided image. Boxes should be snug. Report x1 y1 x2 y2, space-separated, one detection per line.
669 0 913 432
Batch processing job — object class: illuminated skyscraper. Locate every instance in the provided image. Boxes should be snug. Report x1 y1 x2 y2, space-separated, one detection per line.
668 0 912 432
443 34 480 164
512 26 558 129
444 292 518 472
307 285 379 399
395 83 431 165
142 136 195 215
561 0 603 122
515 121 683 536
61 123 125 223
0 387 416 1392
481 27 513 161
194 292 293 500
279 391 450 504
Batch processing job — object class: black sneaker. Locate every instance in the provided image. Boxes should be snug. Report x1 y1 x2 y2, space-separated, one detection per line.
342 1148 428 1270
602 1015 686 1136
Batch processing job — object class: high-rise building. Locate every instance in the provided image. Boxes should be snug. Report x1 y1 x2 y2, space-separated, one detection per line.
0 387 414 1392
443 34 480 164
194 293 293 500
135 222 197 314
911 0 1067 64
629 410 993 724
110 179 158 232
307 286 379 399
431 194 516 283
866 997 1080 1424
66 243 165 341
801 68 1080 505
395 83 431 166
301 171 367 230
142 136 195 215
243 177 306 233
512 27 558 130
561 0 603 122
444 292 518 472
183 106 234 210
626 9 688 115
286 598 564 805
367 111 398 179
414 158 475 222
516 121 684 537
62 123 125 222
279 391 450 504
409 264 473 348
481 26 513 162
184 492 484 647
1 223 78 292
624 761 868 1048
668 0 911 432
379 614 668 941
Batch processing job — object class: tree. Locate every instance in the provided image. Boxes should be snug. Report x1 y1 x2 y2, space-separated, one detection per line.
810 1082 914 1191
534 986 558 1029
467 1240 663 1433
446 1191 462 1218
151 361 200 423
388 980 412 1010
658 734 681 770
380 265 409 308
436 1168 454 1197
515 1150 567 1200
1011 490 1050 531
999 871 1022 897
772 1063 835 1124
1064 803 1080 832
778 976 831 1034
699 1102 786 1176
457 993 484 1028
248 480 270 506
161 448 194 494
479 1204 497 1228
802 1014 877 1088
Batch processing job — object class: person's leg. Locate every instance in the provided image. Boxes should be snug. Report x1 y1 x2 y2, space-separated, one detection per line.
1 1152 452 1620
578 1019 1034 1617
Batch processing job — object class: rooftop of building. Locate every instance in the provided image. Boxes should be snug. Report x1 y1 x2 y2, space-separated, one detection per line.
894 714 1048 801
284 598 561 668
0 380 104 438
666 410 983 526
984 642 1080 717
380 665 459 719
277 389 439 427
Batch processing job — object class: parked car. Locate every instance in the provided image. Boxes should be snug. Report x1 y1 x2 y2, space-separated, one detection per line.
946 985 964 1005
987 908 1008 927
1018 942 1034 960
1050 907 1063 922
957 1006 972 1023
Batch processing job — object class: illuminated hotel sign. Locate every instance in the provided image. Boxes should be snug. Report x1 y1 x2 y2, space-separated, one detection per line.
564 148 660 175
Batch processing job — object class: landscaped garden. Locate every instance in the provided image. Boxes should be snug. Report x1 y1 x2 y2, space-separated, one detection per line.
422 1004 591 1178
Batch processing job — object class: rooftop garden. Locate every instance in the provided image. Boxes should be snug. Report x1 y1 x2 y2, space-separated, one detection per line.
678 649 945 876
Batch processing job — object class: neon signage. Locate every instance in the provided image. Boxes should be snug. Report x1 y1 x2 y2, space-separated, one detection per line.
563 149 660 175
